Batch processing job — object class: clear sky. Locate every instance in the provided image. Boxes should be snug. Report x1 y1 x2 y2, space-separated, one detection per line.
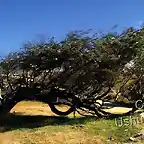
0 0 144 56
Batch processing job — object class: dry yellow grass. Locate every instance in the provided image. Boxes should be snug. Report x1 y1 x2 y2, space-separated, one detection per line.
0 131 104 144
10 101 55 116
0 130 103 144
103 107 132 114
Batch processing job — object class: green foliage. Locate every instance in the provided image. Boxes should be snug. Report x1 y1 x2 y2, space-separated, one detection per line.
1 26 144 103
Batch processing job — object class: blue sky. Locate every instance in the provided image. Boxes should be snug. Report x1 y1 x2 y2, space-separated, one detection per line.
0 0 144 56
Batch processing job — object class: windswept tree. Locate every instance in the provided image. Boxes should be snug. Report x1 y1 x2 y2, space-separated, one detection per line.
0 27 143 117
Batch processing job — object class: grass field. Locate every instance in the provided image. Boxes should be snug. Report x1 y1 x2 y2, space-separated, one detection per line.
0 101 143 144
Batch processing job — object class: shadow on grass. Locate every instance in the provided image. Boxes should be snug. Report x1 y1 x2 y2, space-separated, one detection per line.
0 113 98 132
0 111 132 133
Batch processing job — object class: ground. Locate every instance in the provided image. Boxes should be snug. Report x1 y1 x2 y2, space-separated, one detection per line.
0 101 143 144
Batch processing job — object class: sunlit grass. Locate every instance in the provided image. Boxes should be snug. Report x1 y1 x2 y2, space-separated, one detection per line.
0 101 143 144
